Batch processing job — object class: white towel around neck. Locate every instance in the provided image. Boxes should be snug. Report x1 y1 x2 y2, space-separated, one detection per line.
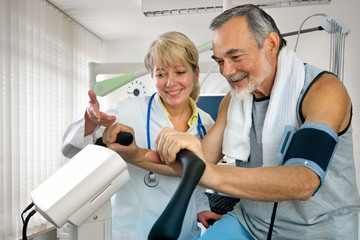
222 47 305 166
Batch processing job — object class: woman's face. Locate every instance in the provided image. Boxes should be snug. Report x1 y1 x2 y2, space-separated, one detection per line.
153 62 198 109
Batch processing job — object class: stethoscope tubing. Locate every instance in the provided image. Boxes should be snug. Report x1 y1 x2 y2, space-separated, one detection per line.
145 92 207 187
147 92 206 149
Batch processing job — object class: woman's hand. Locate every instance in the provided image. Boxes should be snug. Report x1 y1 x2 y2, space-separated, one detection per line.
197 210 222 229
84 90 116 136
102 122 147 166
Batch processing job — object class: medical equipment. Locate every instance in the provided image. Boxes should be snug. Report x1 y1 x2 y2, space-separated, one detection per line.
277 122 338 189
292 14 350 81
144 92 207 188
205 191 240 215
148 149 206 240
22 132 133 240
144 171 160 187
24 129 204 240
88 62 149 97
266 122 339 240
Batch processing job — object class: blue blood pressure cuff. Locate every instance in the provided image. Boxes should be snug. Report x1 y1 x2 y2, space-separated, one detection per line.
276 122 338 194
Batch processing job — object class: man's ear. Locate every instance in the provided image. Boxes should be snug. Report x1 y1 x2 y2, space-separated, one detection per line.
264 32 280 58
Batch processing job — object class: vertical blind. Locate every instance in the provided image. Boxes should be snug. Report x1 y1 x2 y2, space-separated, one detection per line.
0 0 103 238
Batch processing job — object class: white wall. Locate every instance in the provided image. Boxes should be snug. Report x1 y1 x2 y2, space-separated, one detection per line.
102 0 360 187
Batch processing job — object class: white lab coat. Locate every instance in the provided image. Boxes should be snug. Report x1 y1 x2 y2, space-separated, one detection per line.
62 94 214 240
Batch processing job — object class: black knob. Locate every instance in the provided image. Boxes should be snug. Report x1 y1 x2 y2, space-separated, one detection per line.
95 132 133 147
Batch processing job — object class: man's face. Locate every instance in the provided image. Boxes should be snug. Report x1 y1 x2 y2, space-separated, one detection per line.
211 16 272 98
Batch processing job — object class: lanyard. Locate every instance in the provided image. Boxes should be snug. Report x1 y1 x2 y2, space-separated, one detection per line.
147 92 206 150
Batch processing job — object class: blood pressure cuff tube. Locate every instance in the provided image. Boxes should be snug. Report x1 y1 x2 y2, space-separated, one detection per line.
276 122 338 195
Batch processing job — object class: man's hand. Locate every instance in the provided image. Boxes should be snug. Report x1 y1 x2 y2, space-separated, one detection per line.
155 127 205 165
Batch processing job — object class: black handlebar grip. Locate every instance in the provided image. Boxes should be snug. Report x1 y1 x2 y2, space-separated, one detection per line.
95 132 133 147
148 149 206 240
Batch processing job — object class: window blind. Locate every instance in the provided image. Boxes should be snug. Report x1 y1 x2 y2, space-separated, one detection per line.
0 0 103 238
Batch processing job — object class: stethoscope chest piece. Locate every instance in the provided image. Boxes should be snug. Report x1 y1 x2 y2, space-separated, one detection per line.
144 92 206 188
144 172 159 187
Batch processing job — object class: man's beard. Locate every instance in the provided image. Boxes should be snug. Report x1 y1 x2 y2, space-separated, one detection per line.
228 56 272 100
229 74 256 101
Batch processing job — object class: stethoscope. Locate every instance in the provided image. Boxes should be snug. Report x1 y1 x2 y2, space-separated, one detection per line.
144 92 207 187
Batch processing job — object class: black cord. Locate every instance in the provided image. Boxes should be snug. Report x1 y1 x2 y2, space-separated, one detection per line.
22 203 37 240
266 202 278 240
21 202 34 224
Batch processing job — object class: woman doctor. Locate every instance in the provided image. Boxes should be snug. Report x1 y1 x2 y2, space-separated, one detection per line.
62 31 221 239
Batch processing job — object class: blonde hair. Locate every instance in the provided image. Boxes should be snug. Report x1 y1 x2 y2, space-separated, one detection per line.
144 31 200 101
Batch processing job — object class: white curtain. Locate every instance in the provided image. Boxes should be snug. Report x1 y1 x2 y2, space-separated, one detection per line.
0 0 103 239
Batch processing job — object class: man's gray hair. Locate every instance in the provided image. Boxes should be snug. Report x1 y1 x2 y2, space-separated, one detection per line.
209 4 287 52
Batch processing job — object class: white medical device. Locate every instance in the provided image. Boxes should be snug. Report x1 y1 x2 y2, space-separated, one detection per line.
30 144 129 227
23 133 132 239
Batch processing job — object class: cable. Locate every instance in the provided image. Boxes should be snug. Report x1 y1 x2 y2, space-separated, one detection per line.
341 36 346 81
21 202 34 224
329 19 346 81
329 22 334 76
266 202 278 240
293 13 348 81
22 203 37 240
294 14 327 52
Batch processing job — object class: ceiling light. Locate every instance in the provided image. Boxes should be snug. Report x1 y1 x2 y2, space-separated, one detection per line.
142 0 331 17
